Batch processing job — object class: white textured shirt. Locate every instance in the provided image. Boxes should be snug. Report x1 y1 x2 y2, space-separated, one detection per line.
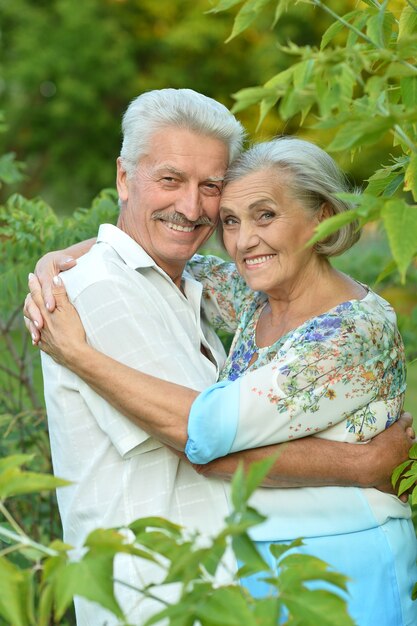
41 224 232 626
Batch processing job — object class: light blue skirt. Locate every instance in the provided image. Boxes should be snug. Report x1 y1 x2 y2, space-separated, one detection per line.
242 518 417 626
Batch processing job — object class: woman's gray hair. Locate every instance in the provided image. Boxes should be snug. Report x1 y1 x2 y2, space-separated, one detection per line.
120 88 246 178
225 137 360 257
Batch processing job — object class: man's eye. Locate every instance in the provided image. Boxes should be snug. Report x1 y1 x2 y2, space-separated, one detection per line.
162 177 176 183
202 183 222 196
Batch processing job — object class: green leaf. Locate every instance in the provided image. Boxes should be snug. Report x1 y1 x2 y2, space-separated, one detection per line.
257 94 279 129
0 557 31 626
195 586 258 626
381 199 417 281
269 537 303 560
398 4 417 42
252 597 280 625
231 86 275 114
53 553 123 620
233 533 269 577
230 462 246 511
279 553 349 592
327 117 395 152
264 65 295 90
0 153 25 186
134 530 184 563
307 211 359 249
338 64 357 105
0 454 34 472
401 77 417 110
38 583 54 626
366 4 394 48
37 584 53 626
293 59 314 89
198 536 227 576
346 12 369 47
384 173 405 198
164 544 212 584
245 454 278 499
397 473 417 497
206 0 243 14
129 516 182 536
273 0 290 27
229 456 279 512
391 460 412 488
366 168 404 197
320 18 345 50
404 153 417 202
320 9 364 49
0 467 70 499
409 443 417 460
84 527 159 562
142 582 213 626
226 0 272 42
224 508 266 536
284 588 354 626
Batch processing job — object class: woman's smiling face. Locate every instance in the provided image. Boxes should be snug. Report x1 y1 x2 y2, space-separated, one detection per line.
220 168 320 296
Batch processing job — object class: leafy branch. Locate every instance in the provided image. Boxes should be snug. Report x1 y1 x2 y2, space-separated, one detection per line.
0 455 355 626
212 0 417 282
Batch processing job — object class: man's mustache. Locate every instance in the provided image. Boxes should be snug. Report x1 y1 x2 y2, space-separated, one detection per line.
152 211 215 227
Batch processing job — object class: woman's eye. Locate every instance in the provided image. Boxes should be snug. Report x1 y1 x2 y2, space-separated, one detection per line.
222 216 238 226
260 211 275 220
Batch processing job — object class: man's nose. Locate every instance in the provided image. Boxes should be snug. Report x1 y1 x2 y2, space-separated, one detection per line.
176 186 202 222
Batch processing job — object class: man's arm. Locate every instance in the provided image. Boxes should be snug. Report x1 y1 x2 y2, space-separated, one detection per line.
187 415 414 496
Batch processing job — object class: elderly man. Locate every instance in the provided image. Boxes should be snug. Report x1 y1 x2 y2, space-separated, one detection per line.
25 88 414 626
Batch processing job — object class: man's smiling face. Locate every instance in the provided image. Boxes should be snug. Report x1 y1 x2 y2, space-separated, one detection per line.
117 126 229 284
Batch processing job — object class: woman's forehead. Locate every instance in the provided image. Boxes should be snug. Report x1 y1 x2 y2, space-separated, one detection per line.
221 168 291 206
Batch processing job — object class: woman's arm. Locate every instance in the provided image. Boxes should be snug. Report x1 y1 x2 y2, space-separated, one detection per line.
186 306 406 463
30 274 413 492
30 274 197 449
24 238 96 339
187 254 251 334
60 341 196 450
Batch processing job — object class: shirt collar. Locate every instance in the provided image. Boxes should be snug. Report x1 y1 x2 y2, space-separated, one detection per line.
96 224 201 294
97 223 156 270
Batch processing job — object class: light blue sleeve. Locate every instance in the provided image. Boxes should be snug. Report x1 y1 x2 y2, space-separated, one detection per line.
185 379 241 464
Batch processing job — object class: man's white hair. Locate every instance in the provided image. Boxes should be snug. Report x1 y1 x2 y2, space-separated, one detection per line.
120 88 246 178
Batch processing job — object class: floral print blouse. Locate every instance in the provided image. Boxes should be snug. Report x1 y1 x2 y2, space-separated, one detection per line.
186 254 406 457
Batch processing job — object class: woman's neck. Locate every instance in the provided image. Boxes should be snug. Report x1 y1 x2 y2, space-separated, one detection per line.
256 265 366 349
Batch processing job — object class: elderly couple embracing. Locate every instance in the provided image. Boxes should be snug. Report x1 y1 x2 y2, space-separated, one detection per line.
24 88 417 626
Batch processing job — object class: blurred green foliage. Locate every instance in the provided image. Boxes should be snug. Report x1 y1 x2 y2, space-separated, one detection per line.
1 0 387 212
0 456 356 626
0 0 280 210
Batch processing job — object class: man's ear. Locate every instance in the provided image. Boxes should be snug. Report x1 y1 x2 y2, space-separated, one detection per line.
116 157 129 202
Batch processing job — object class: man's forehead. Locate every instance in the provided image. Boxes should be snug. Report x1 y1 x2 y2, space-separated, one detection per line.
154 163 224 180
143 128 229 165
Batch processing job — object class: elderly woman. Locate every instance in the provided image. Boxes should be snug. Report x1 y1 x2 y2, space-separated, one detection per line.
28 138 417 625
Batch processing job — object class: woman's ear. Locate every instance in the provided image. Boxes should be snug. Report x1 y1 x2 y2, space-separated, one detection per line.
317 201 333 224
